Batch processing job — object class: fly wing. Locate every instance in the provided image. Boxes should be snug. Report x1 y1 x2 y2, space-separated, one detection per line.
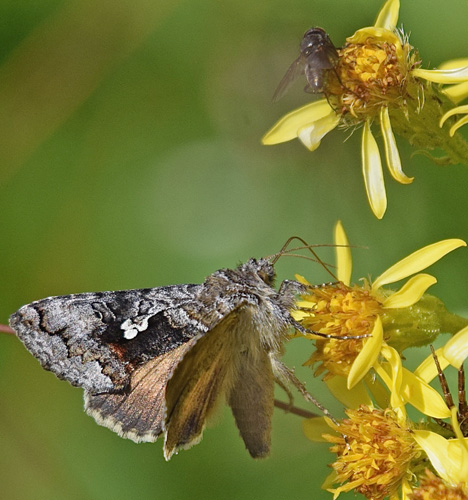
272 55 306 102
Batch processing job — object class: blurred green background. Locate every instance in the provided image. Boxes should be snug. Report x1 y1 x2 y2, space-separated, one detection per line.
1 0 468 499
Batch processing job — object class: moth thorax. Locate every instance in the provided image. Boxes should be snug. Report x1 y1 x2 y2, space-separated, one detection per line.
233 301 288 355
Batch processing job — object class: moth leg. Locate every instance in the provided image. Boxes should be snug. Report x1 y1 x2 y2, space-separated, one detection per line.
278 279 307 295
273 372 294 409
270 357 339 425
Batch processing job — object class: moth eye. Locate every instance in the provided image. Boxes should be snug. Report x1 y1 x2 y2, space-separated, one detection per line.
258 270 274 285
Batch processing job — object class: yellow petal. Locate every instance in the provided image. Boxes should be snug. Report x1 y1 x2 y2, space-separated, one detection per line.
297 112 340 151
400 479 413 500
262 99 333 144
371 239 466 291
413 66 468 84
449 115 468 137
302 417 332 442
401 367 451 418
362 121 387 219
443 81 468 105
382 273 437 308
413 430 468 485
374 0 400 31
448 438 468 483
380 106 413 184
440 104 468 129
326 376 372 408
294 274 310 286
413 431 451 480
443 325 468 369
291 309 308 321
374 361 394 396
347 315 383 389
414 347 450 382
347 27 401 50
347 27 403 60
321 471 338 491
381 344 405 410
439 58 468 70
334 220 352 286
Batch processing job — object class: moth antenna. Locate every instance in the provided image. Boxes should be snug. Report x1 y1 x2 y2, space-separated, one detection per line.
270 236 338 280
277 253 336 270
458 364 468 419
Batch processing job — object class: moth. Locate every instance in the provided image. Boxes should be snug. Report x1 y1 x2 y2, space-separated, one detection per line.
10 255 339 460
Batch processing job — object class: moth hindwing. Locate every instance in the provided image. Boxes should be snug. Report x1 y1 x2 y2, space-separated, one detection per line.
10 257 306 459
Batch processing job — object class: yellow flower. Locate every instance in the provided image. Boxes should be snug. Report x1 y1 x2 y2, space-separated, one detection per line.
412 429 468 494
262 0 468 219
322 405 420 500
410 469 468 500
295 221 466 391
380 328 468 493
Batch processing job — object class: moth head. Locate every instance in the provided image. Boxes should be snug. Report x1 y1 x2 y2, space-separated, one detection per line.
248 258 276 286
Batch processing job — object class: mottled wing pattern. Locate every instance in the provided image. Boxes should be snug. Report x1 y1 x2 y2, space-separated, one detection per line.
9 285 204 393
84 338 198 442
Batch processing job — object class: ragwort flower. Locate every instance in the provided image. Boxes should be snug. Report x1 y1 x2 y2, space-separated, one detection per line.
410 469 468 500
301 294 468 499
308 362 467 500
322 405 420 500
294 221 466 391
303 334 468 499
262 0 468 218
377 327 468 495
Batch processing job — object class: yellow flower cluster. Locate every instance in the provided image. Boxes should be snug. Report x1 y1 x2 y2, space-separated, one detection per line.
297 222 468 500
262 0 468 218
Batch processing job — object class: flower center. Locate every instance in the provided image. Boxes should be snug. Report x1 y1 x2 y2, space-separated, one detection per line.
298 282 382 378
410 469 468 500
325 406 420 500
325 34 412 121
